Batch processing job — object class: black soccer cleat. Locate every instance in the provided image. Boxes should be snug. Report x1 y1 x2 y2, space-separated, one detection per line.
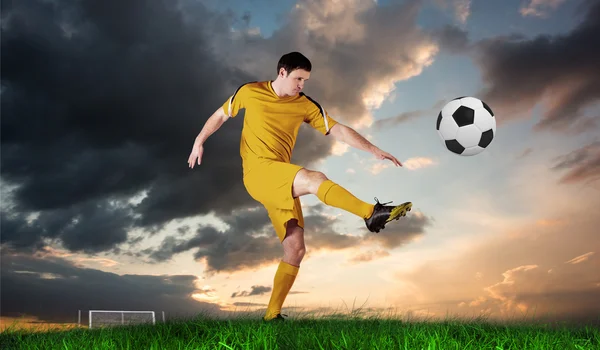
365 197 412 233
263 313 287 322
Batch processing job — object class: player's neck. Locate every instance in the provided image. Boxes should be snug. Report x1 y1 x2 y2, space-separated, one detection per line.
271 79 288 98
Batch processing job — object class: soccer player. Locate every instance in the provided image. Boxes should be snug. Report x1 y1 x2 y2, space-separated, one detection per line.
188 52 412 322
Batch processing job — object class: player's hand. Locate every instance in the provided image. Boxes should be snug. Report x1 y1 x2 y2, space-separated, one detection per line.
373 148 402 167
188 144 204 168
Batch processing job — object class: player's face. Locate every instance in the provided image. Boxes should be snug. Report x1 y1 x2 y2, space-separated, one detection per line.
281 68 310 96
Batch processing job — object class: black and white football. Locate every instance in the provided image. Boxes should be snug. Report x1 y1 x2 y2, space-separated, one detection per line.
436 96 496 156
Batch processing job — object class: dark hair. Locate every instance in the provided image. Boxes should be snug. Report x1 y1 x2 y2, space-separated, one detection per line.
277 52 312 75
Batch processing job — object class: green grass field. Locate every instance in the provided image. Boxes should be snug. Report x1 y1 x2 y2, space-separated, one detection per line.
1 313 598 350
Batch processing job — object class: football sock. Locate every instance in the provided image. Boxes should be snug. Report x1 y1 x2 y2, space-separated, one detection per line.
264 261 299 321
316 180 375 219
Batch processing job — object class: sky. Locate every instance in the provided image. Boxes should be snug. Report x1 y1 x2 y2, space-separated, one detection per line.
1 0 599 329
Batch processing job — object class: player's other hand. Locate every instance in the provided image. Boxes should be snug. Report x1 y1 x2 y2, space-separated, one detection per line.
373 147 402 167
188 144 204 168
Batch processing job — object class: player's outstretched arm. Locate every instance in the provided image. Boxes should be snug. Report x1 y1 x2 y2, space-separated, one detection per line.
329 123 402 167
188 106 230 168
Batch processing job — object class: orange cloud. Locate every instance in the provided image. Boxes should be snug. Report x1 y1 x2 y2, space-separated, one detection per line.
348 249 390 264
389 206 600 323
536 219 566 227
481 265 539 315
565 252 595 265
520 0 567 18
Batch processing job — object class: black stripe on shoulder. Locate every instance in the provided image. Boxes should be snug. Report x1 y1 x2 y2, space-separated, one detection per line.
231 81 256 101
299 92 323 117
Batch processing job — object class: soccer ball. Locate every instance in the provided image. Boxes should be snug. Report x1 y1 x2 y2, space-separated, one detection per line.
436 96 496 156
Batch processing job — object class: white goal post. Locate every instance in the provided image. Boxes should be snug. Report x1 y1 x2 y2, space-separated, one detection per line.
86 310 164 329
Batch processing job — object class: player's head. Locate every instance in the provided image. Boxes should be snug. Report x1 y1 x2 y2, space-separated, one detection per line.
276 52 311 96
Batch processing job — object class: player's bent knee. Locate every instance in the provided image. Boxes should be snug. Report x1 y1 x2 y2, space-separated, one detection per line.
294 169 328 196
284 245 306 263
291 169 307 197
293 168 325 197
284 231 305 252
283 221 306 262
309 170 328 183
309 171 328 194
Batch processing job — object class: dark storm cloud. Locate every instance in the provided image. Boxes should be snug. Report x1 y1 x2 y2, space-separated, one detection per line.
144 203 432 272
0 0 339 254
231 285 271 298
144 206 281 273
472 0 600 133
551 141 600 184
0 248 225 324
143 204 363 273
0 199 134 254
431 24 470 54
302 204 364 249
363 212 432 249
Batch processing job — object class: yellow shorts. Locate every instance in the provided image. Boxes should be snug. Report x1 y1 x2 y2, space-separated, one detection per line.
243 159 305 242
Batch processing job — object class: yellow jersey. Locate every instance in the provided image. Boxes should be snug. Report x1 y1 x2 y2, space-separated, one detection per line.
221 80 338 173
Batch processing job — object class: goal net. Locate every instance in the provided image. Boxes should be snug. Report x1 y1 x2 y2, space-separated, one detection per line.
88 310 156 329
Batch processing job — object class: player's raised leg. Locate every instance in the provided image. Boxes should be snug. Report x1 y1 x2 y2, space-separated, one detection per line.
292 168 412 233
292 169 374 218
264 219 304 322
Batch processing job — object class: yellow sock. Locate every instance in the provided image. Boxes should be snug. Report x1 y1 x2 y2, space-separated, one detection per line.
264 261 299 321
317 180 375 219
